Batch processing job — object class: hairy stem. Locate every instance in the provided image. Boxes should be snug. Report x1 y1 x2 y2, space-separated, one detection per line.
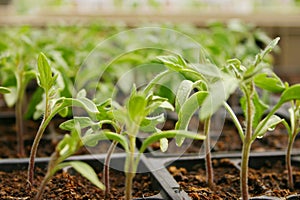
203 117 214 189
125 135 136 200
27 91 51 186
16 94 25 157
16 71 26 158
103 141 118 198
286 113 299 190
34 152 59 200
286 134 296 190
240 85 254 200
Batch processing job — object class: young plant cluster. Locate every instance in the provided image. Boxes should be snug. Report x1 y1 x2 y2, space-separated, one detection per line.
157 37 300 199
0 22 299 200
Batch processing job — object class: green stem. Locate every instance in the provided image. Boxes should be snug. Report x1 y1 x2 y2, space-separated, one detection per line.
27 91 51 186
240 85 254 200
286 134 296 190
125 135 136 200
204 117 214 189
16 90 25 157
16 71 26 157
103 140 118 198
223 102 244 141
286 112 299 190
34 152 59 200
241 136 252 200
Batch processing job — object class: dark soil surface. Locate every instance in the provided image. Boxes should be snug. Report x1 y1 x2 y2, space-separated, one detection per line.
0 167 158 199
168 159 300 199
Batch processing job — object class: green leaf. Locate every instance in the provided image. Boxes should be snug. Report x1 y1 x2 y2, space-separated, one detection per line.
254 73 285 93
160 137 168 152
200 77 239 120
140 130 205 153
82 131 129 153
128 94 147 123
4 87 17 107
25 87 43 119
175 91 208 146
176 91 208 130
140 114 165 132
253 115 283 140
156 55 187 71
175 80 194 113
65 161 105 190
23 70 36 86
192 63 223 78
279 84 300 104
261 37 280 58
0 86 10 94
59 117 97 131
146 95 174 113
37 52 57 91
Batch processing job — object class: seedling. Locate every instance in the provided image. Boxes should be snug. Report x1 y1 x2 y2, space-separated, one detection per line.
156 55 216 188
198 38 300 199
282 98 300 190
156 37 299 199
28 53 100 186
0 42 36 157
61 86 205 200
34 123 105 200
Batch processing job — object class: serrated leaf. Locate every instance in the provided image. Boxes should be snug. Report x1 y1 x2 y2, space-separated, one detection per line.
65 161 105 190
254 73 285 93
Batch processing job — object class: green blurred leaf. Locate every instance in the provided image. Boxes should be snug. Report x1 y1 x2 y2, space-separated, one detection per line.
200 77 239 120
63 161 105 190
128 94 147 123
254 73 285 93
0 86 10 94
4 87 17 107
156 55 187 71
160 137 168 152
